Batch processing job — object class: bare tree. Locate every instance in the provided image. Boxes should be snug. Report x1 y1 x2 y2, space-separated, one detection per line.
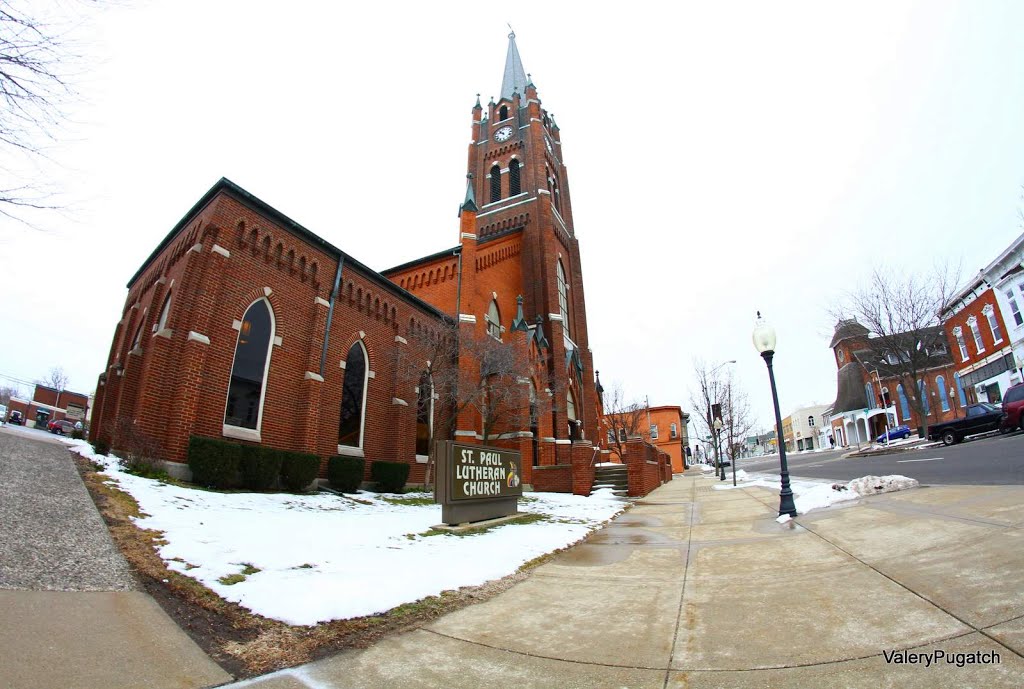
599 384 649 460
1 1 102 221
0 384 19 406
395 322 549 486
39 365 69 392
689 359 756 466
832 264 962 439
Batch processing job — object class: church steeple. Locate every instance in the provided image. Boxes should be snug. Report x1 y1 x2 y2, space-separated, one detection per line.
500 30 529 104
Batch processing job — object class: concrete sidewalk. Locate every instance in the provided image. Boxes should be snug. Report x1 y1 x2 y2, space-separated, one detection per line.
228 474 1024 688
0 428 231 689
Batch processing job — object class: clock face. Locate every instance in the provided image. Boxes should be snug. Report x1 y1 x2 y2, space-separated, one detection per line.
494 126 514 143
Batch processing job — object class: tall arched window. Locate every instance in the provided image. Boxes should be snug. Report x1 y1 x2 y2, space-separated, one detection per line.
509 159 521 196
556 259 570 338
486 300 501 339
225 299 274 430
566 389 578 440
490 164 501 203
339 341 368 448
918 380 931 415
865 382 876 409
954 373 967 407
155 291 172 332
499 105 508 120
897 384 910 422
936 375 950 412
415 371 432 457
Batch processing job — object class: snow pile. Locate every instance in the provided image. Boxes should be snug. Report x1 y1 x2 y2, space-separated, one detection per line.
63 440 627 626
846 475 919 495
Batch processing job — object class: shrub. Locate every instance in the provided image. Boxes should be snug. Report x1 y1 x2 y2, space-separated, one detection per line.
188 436 242 489
371 461 410 493
240 445 282 491
92 439 111 456
113 417 164 477
279 451 319 492
327 455 364 493
71 429 85 440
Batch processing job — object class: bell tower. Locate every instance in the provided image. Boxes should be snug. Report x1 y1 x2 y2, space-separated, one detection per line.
464 31 597 444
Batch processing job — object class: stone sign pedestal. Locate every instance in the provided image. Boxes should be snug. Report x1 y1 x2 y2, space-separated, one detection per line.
436 441 523 525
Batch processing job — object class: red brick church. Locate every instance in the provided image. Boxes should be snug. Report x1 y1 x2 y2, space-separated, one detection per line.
90 33 607 492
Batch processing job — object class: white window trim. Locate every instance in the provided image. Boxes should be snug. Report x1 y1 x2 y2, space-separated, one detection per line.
967 316 985 354
953 326 969 361
223 297 275 436
982 304 1004 344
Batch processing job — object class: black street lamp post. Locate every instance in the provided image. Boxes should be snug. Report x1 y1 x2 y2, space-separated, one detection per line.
714 418 725 481
753 312 797 518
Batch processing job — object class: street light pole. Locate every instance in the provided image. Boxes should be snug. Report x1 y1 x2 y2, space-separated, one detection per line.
752 312 797 518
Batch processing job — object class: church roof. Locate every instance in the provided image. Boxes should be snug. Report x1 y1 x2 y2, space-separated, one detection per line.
500 31 529 104
828 318 870 349
129 178 455 324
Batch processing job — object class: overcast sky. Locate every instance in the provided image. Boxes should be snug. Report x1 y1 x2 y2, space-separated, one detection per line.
2 0 1023 436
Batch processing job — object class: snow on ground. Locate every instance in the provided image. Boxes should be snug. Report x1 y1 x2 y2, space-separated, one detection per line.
63 440 626 626
712 468 918 522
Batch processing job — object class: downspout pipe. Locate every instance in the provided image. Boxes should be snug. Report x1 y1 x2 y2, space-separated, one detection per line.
319 254 345 378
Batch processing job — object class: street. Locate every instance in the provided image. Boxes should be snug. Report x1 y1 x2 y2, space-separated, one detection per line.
736 430 1024 485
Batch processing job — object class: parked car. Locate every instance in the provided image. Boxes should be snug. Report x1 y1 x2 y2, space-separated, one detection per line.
47 419 76 435
8 410 23 425
1000 383 1024 433
875 424 912 443
927 403 1004 446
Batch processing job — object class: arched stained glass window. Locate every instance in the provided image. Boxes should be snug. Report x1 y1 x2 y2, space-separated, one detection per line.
155 292 172 332
487 300 501 339
936 375 950 412
918 380 931 415
415 372 432 457
339 341 368 448
954 373 967 407
556 260 570 338
225 299 274 430
865 382 875 409
897 384 910 423
490 164 501 203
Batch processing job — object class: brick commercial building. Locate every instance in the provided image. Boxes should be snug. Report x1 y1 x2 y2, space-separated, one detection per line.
90 33 612 494
940 231 1024 404
8 384 89 429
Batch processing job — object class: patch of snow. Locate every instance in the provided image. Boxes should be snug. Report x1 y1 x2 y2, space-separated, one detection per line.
63 441 627 626
846 475 919 495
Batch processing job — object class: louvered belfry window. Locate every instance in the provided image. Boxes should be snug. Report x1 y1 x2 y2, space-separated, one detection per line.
509 159 521 196
490 164 501 203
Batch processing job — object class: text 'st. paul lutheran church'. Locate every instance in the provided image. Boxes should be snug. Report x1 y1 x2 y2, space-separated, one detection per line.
90 33 606 492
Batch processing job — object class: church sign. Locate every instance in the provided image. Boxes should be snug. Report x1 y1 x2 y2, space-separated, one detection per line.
436 442 522 524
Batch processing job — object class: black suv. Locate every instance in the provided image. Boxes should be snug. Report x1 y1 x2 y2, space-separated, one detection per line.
7 410 23 425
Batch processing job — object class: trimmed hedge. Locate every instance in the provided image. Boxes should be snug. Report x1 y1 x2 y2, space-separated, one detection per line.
371 460 410 493
280 451 320 492
92 439 110 456
327 456 364 493
240 445 282 491
188 436 242 489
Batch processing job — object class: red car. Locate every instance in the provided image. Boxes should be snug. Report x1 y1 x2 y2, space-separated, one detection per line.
47 419 76 435
1001 383 1024 433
